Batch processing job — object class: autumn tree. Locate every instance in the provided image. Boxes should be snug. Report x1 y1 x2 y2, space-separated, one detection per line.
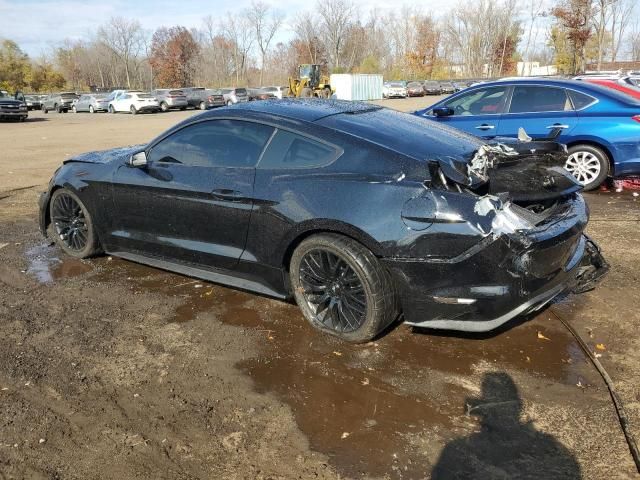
0 40 31 91
149 27 200 88
551 0 593 74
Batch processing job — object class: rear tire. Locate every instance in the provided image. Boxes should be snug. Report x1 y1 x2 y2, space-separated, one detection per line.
89 105 95 113
290 234 398 343
72 105 77 113
565 144 609 191
160 102 169 112
301 87 313 98
42 105 48 114
48 188 101 259
109 105 116 114
199 101 206 110
226 100 233 106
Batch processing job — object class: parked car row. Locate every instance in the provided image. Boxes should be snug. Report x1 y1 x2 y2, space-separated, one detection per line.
382 80 470 98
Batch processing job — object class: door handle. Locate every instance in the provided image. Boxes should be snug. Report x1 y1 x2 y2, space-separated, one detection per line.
546 124 569 129
475 124 495 130
211 188 244 201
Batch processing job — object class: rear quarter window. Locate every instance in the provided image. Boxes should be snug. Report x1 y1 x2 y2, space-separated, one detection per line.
568 90 596 110
258 130 340 169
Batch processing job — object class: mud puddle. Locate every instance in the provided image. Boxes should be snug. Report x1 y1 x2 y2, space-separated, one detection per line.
25 242 92 283
31 251 597 478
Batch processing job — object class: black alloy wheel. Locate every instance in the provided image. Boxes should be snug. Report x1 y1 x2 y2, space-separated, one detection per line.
290 234 397 343
299 249 367 333
49 189 100 258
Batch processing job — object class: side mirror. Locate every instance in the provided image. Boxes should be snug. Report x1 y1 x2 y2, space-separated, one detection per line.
128 151 148 168
433 106 454 117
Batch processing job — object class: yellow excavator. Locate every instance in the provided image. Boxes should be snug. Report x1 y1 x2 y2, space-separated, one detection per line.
288 64 333 98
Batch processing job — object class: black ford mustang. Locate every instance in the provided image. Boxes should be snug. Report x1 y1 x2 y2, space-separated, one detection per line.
38 100 608 342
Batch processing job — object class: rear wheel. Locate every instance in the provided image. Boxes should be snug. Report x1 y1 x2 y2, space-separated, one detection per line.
199 101 206 110
72 105 77 113
301 87 313 98
109 105 116 114
565 144 609 191
89 105 95 113
226 100 233 106
290 234 397 343
42 105 48 114
48 189 101 259
322 87 331 98
160 102 169 112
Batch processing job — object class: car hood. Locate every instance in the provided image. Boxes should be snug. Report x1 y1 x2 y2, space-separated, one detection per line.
0 99 24 106
64 144 145 165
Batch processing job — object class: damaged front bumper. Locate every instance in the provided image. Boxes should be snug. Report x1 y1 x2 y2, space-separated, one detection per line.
386 195 609 332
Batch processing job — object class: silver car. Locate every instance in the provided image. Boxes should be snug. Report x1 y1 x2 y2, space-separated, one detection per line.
260 86 288 99
151 89 188 111
72 93 109 113
221 87 249 105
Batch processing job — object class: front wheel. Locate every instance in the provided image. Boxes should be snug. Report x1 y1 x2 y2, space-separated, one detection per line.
48 188 101 259
290 234 398 343
130 105 137 115
199 101 206 110
109 105 116 114
72 105 77 113
226 100 233 106
42 105 48 114
89 105 95 113
160 102 169 112
565 144 609 191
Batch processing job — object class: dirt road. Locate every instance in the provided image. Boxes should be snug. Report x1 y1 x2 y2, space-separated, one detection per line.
0 99 639 479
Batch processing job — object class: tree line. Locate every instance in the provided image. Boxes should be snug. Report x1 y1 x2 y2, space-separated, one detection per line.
0 0 638 94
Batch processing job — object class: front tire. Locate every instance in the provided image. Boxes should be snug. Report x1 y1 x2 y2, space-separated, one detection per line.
565 144 609 191
72 105 77 113
130 105 137 115
48 189 101 259
89 105 95 113
199 101 206 110
160 102 169 112
226 100 233 106
290 234 397 343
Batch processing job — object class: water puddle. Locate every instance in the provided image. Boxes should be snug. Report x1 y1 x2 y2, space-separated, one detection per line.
81 255 593 478
25 243 93 283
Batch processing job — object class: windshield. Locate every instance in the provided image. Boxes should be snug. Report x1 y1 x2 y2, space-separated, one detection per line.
389 82 405 87
0 91 10 98
169 90 184 95
136 94 154 99
61 93 77 99
408 82 421 87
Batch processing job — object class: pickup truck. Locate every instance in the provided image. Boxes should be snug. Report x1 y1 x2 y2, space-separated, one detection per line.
0 90 28 122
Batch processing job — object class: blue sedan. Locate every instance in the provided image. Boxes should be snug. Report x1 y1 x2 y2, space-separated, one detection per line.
415 78 640 190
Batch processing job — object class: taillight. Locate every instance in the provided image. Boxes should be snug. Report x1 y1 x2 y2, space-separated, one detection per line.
632 115 640 123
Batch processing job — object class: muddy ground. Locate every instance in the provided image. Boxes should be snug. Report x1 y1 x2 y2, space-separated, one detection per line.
0 99 639 479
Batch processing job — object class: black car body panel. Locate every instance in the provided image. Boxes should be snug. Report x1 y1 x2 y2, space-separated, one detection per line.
38 99 608 332
0 90 28 120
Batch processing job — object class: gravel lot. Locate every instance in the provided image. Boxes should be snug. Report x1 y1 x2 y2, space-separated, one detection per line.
0 97 639 479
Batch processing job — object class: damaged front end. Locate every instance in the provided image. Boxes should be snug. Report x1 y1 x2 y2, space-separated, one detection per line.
389 135 608 332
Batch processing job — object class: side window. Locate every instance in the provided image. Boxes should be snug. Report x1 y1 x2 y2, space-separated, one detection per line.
509 86 572 113
258 130 340 169
148 120 274 168
443 87 508 115
568 90 596 110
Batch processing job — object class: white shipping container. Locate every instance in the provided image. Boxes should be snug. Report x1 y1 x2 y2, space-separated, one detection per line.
330 74 383 101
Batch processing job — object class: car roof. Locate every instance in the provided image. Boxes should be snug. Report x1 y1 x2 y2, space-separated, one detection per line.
229 98 382 122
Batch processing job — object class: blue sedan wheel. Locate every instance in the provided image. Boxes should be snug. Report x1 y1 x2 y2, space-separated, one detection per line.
565 145 609 191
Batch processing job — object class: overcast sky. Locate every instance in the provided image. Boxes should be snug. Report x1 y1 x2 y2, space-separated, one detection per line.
3 0 639 60
3 0 458 57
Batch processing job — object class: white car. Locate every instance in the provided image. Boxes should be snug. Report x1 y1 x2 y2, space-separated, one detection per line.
260 85 288 99
108 92 160 114
382 82 408 98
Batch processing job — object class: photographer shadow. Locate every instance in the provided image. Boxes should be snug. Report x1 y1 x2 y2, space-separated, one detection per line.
432 372 581 479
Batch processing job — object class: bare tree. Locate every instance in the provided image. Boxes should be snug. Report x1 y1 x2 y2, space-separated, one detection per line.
520 0 546 74
248 1 284 86
98 17 144 88
610 0 635 61
316 0 357 70
292 12 322 64
220 15 254 85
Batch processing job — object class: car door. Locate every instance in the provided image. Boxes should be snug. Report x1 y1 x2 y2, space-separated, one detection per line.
77 95 88 111
497 85 578 140
426 86 509 138
111 119 275 270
